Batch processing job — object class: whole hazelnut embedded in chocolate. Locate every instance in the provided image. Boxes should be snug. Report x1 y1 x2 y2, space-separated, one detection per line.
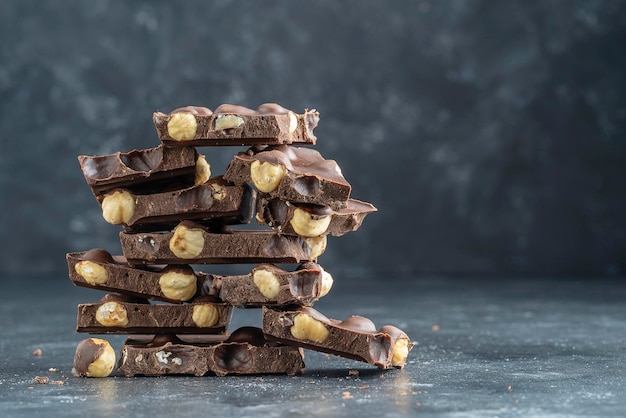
159 266 197 302
194 154 211 186
169 222 205 259
101 189 135 225
167 112 198 141
290 313 329 343
252 269 281 299
249 160 286 193
290 207 332 237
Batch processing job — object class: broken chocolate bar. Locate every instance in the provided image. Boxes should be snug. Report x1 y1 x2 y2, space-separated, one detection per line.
256 197 377 237
76 294 231 334
207 262 333 307
117 327 305 377
119 221 327 265
153 103 319 146
67 249 208 303
224 145 351 210
262 306 413 369
78 145 198 195
97 177 256 231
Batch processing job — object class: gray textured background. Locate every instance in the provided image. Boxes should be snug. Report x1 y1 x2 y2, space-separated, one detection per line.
1 0 625 279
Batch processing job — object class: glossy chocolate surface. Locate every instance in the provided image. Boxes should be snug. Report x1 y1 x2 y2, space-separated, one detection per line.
78 145 197 195
257 197 377 237
224 145 351 210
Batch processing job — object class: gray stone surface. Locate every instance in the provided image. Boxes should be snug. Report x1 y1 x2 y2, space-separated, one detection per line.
1 0 625 278
1 277 625 417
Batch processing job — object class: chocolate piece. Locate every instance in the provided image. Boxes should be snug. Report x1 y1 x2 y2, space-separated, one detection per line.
96 177 256 231
67 250 208 303
153 103 319 146
257 197 377 237
72 338 116 378
76 295 231 334
224 145 351 210
117 327 305 377
119 221 325 265
78 145 198 195
262 306 413 369
208 262 327 307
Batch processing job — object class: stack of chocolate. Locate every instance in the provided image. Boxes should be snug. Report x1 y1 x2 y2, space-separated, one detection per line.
67 103 413 378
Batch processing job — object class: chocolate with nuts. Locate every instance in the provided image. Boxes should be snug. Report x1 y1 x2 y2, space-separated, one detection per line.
67 249 208 303
119 221 326 265
153 103 319 146
72 338 117 378
208 262 332 307
97 177 256 231
262 306 414 369
224 145 351 210
117 327 305 377
76 294 231 334
78 145 198 195
257 197 377 237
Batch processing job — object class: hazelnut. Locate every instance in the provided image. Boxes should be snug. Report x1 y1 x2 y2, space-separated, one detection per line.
169 223 205 259
290 313 329 343
192 304 219 327
194 154 211 186
214 114 244 131
72 338 116 378
252 269 281 299
288 111 298 133
290 207 332 237
95 301 129 327
304 235 327 259
319 269 334 297
74 261 109 285
167 112 197 141
101 189 135 225
209 181 226 201
391 338 410 368
159 267 197 302
249 160 286 193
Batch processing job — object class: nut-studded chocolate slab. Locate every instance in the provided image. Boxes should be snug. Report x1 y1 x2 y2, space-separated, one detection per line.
256 197 377 237
206 262 333 307
117 328 305 377
153 103 319 146
98 177 256 231
262 306 414 369
224 145 351 210
67 250 208 303
78 145 198 195
119 221 327 265
76 294 231 334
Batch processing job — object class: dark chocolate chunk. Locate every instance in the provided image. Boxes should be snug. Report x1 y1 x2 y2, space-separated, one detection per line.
67 250 209 303
117 327 305 377
224 145 350 210
119 221 326 265
76 296 231 334
257 197 377 237
262 306 413 369
206 262 330 307
96 177 256 231
78 145 198 195
152 103 319 146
